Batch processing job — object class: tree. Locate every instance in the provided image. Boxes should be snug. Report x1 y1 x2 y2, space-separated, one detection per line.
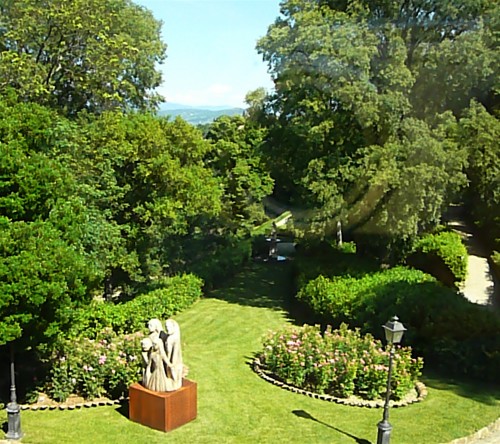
0 0 166 115
255 0 490 254
458 101 500 250
76 112 224 288
205 115 274 232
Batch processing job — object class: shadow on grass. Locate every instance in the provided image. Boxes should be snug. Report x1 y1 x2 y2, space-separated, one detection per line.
292 410 372 444
422 371 500 406
208 261 295 312
115 400 130 419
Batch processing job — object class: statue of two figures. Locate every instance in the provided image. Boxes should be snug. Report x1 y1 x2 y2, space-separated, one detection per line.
141 319 184 392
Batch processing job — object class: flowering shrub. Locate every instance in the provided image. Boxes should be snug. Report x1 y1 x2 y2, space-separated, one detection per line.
259 324 423 400
45 328 143 402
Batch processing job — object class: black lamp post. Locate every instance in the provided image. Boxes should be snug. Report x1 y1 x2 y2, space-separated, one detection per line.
377 316 406 444
6 344 23 440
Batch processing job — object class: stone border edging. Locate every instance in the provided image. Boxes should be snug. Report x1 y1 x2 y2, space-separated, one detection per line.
252 358 427 408
19 397 127 411
446 417 500 444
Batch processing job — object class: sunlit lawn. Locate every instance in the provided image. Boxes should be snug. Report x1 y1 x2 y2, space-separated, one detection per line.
3 262 499 443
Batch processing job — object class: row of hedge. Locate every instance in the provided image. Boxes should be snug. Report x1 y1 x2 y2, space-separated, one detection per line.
295 255 500 382
66 274 203 340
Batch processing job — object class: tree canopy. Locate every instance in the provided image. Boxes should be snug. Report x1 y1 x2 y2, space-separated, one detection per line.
255 0 497 254
0 0 166 115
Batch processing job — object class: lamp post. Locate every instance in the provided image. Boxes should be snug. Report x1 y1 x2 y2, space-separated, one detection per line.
6 344 23 440
377 316 406 444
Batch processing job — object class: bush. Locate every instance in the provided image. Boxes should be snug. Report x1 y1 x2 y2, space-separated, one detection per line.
259 323 423 400
410 231 468 284
294 265 500 383
44 328 143 402
297 267 435 325
67 274 203 339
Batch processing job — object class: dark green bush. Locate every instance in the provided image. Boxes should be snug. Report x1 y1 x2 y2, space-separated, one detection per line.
67 274 203 339
410 231 468 284
295 264 500 382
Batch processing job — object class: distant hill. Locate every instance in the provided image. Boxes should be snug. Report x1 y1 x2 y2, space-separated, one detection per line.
158 104 244 125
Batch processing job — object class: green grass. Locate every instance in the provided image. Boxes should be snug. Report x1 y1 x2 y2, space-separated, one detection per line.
3 262 500 443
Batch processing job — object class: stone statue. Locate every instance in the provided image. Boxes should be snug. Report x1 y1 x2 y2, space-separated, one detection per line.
164 319 183 391
141 318 184 392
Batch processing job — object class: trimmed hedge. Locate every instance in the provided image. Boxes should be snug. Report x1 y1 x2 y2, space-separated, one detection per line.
66 274 203 339
295 263 500 382
409 231 468 284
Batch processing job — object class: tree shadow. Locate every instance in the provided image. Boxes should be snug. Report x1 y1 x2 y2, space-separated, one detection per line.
207 261 296 314
422 371 500 406
292 410 372 444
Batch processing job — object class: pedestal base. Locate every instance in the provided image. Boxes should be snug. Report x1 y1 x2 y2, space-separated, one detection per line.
129 379 197 432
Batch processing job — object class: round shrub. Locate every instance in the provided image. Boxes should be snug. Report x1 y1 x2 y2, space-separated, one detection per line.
409 231 468 284
259 323 423 401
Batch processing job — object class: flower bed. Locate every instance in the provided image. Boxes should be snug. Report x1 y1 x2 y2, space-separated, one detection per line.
38 328 143 402
258 324 423 401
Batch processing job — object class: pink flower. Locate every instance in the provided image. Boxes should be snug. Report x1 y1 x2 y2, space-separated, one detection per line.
99 355 107 365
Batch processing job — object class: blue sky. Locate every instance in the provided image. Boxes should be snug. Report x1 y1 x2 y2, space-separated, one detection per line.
133 0 282 108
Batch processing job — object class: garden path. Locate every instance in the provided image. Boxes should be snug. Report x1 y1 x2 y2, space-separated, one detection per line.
446 212 499 309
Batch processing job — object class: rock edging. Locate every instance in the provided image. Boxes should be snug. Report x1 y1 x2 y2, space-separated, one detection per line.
20 397 126 411
446 417 500 444
252 358 427 408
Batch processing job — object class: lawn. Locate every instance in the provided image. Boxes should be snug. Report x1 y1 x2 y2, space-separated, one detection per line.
3 262 499 443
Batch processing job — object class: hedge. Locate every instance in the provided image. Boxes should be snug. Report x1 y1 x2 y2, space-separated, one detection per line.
409 231 468 284
295 265 500 382
66 274 203 339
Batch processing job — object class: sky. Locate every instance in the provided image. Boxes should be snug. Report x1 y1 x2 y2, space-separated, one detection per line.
133 0 282 108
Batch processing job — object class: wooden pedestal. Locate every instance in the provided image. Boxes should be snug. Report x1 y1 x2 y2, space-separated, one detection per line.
129 379 197 432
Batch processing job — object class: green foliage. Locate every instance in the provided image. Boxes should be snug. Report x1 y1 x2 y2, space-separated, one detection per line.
411 231 468 283
259 323 422 400
188 238 252 289
66 274 203 339
44 328 143 401
295 261 500 382
297 267 434 323
458 101 500 251
205 115 274 232
255 0 493 252
0 0 166 115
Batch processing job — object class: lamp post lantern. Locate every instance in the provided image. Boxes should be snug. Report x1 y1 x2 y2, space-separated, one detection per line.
6 344 23 440
377 316 406 444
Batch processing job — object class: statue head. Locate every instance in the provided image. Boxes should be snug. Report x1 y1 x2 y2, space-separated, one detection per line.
147 318 163 334
141 337 153 351
165 319 180 336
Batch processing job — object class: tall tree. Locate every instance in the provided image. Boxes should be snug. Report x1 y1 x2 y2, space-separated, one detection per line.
205 115 274 232
256 0 492 253
0 0 166 115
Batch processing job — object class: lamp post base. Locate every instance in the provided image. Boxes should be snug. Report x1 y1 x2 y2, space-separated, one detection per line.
377 419 392 444
6 401 23 440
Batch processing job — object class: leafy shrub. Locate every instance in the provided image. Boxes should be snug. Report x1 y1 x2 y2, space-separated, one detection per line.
490 251 500 280
67 274 202 339
410 231 468 284
293 241 379 290
297 267 434 325
295 265 500 382
259 323 422 400
44 328 142 401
